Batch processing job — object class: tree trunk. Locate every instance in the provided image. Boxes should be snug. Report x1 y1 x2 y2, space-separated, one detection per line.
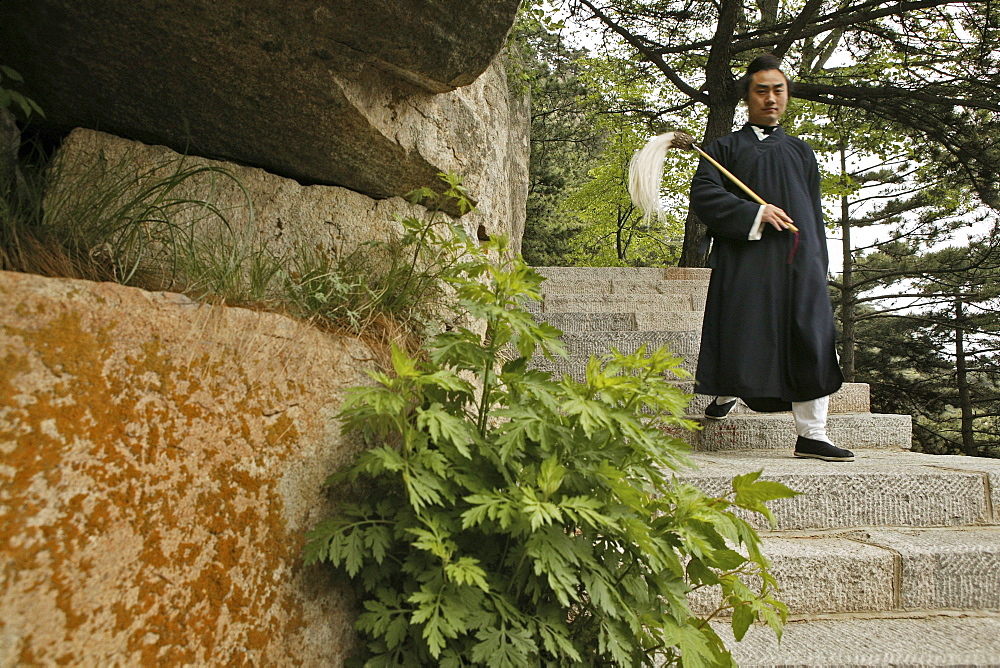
679 103 739 267
678 0 742 267
955 298 977 456
839 144 856 381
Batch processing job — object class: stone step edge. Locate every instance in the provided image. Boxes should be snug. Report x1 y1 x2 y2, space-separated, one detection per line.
528 313 705 333
710 608 1000 624
534 266 712 279
765 609 1000 623
539 282 710 297
716 612 1000 668
688 527 1000 617
684 385 871 415
676 412 913 452
678 450 1000 531
537 295 705 314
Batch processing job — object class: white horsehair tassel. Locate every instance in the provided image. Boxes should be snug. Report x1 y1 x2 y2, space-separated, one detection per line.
628 132 677 223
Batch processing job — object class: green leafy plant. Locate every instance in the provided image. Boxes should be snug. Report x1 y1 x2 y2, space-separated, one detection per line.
305 195 796 665
0 66 44 119
282 174 475 344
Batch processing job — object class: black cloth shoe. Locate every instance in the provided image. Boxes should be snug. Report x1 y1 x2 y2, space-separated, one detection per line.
705 397 738 420
794 437 855 462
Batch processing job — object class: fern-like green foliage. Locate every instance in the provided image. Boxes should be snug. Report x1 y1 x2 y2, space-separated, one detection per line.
305 184 796 666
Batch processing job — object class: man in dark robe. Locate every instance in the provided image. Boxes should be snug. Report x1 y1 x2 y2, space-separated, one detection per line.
690 54 852 462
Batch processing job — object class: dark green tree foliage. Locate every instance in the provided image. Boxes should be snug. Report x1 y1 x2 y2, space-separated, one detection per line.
512 7 688 267
798 104 999 460
559 0 1000 266
306 210 796 665
851 235 1000 458
811 105 979 381
511 11 606 266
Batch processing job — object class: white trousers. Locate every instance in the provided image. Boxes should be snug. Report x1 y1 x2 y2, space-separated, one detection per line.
718 395 830 441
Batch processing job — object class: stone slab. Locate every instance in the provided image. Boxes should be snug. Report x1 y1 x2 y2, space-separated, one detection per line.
530 330 701 379
715 613 1000 667
681 450 999 531
911 456 1000 527
634 312 705 333
609 278 709 296
698 527 1000 618
534 266 712 282
540 312 638 333
856 527 1000 611
537 311 704 334
685 384 871 415
541 293 696 314
681 412 911 452
537 266 668 282
538 278 615 295
689 535 895 617
538 278 708 297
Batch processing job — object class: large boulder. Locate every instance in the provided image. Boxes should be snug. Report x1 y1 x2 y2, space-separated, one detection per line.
45 126 526 285
0 270 374 664
47 128 439 272
0 0 525 218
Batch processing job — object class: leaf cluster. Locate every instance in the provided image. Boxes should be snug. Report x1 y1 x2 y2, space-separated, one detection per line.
0 65 44 119
306 208 796 665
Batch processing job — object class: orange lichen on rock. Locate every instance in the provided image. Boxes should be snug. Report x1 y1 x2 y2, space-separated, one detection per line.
0 270 370 665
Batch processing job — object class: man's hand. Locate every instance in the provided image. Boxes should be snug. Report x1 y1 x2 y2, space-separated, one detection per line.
761 203 795 231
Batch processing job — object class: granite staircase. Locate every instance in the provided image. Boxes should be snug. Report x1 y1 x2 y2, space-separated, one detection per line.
531 266 1000 667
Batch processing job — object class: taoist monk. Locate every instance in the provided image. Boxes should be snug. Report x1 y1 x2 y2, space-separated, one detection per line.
691 54 852 462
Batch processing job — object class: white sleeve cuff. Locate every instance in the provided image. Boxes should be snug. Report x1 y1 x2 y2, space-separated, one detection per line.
748 205 766 240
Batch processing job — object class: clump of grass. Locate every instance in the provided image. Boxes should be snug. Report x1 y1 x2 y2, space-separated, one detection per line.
42 145 273 300
1 137 475 352
1 139 273 300
280 174 478 352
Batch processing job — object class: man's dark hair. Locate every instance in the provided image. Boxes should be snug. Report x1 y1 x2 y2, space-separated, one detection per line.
738 54 792 98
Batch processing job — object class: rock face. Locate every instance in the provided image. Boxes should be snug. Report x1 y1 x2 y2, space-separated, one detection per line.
48 128 437 275
0 270 374 665
47 127 526 281
0 0 527 225
0 3 530 662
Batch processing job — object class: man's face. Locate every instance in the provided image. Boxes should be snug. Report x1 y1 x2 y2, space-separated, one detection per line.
746 69 788 126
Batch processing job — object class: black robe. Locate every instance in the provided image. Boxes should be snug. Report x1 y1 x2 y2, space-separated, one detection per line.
690 124 843 406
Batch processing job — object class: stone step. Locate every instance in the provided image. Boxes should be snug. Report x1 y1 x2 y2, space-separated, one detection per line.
714 612 1000 667
676 412 912 452
682 383 872 414
680 450 1000 531
530 330 702 377
535 266 712 284
537 311 704 334
690 527 1000 617
539 278 710 297
540 292 703 314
